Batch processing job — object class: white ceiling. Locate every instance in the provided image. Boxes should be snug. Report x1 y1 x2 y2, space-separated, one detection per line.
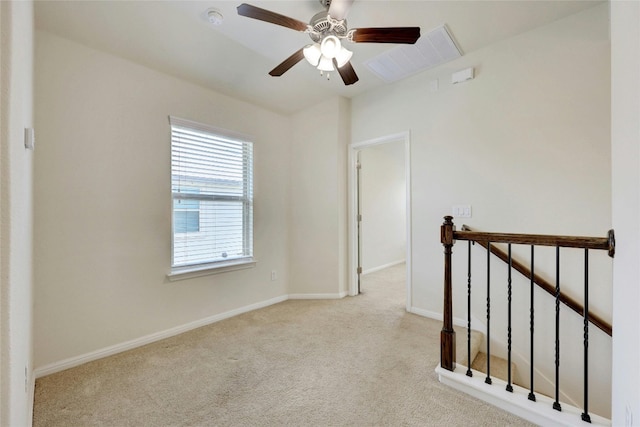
34 0 604 115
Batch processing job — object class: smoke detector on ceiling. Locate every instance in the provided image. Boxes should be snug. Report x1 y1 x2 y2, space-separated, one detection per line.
204 8 224 26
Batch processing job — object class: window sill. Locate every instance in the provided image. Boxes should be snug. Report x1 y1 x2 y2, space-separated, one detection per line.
167 258 256 282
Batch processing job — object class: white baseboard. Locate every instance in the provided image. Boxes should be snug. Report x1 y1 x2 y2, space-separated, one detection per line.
362 259 405 276
34 294 288 378
436 364 610 427
288 292 347 300
28 371 35 427
34 292 351 378
409 306 442 321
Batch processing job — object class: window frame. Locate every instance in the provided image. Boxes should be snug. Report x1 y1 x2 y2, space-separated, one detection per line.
167 116 255 281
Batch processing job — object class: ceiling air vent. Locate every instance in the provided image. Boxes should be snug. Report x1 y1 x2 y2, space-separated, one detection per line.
364 25 462 83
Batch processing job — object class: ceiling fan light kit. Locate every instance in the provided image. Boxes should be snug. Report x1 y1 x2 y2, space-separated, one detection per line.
236 0 420 86
303 36 353 73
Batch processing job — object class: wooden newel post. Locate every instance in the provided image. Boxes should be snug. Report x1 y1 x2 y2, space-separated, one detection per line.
441 215 456 371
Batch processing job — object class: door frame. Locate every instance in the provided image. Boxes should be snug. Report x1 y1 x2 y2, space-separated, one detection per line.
347 131 412 311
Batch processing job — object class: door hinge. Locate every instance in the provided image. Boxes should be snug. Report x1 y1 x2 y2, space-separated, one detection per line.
356 161 362 170
357 267 363 275
357 214 362 222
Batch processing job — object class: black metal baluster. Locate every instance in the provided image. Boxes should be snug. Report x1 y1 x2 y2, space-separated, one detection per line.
485 242 492 385
528 245 536 402
467 240 473 377
554 246 562 411
582 249 591 423
506 244 513 393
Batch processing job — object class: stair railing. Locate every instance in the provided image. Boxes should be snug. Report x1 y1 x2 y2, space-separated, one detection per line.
440 216 615 423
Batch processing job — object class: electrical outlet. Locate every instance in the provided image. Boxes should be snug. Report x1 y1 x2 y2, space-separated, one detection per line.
271 270 277 281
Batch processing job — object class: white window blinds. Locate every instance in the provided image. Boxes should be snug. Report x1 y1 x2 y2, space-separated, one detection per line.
170 117 253 269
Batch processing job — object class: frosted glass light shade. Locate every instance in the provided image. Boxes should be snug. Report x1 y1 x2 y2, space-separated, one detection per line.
335 46 353 68
317 55 335 72
320 35 341 59
303 44 322 66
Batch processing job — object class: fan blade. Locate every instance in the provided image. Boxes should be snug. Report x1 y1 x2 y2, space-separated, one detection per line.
269 49 305 76
333 59 359 86
351 27 420 44
328 0 354 21
237 3 308 32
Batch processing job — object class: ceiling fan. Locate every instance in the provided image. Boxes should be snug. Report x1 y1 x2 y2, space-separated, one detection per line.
237 0 420 85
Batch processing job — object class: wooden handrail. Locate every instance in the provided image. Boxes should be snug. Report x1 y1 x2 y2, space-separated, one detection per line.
440 216 615 373
458 225 613 337
454 227 615 258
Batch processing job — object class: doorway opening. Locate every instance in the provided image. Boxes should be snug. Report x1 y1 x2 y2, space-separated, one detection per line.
348 132 412 311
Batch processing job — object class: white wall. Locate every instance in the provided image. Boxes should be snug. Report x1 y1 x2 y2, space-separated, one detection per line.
34 32 291 370
360 141 406 273
9 0 635 424
289 96 350 297
352 4 612 417
0 1 35 425
610 1 640 425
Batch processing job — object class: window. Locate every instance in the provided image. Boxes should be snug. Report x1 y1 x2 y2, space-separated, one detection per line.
174 187 200 233
169 117 254 276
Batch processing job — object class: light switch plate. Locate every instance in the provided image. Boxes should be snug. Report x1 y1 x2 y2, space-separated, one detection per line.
452 204 472 218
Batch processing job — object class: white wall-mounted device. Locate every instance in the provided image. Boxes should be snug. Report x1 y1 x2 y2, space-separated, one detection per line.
24 128 35 150
451 67 475 84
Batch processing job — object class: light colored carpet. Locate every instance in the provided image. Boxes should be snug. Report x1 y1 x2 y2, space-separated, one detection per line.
33 264 534 426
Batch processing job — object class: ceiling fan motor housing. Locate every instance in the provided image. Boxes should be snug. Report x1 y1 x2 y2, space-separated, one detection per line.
308 11 348 43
